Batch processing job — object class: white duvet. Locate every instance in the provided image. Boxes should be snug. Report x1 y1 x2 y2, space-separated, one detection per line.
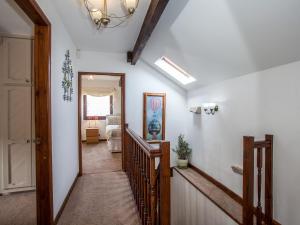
106 125 121 139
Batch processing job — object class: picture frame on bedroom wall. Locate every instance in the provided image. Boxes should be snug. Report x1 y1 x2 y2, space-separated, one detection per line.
143 93 166 141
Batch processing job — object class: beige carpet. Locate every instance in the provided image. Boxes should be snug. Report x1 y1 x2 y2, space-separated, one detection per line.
82 142 122 174
0 191 36 225
57 142 141 225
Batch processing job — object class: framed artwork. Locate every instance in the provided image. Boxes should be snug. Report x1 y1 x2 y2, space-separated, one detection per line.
143 93 166 141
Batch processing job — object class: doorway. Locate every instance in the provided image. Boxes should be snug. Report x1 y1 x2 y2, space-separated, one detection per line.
78 72 125 175
1 1 53 225
0 33 37 225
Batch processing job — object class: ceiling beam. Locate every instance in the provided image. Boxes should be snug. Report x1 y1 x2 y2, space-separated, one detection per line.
128 0 169 65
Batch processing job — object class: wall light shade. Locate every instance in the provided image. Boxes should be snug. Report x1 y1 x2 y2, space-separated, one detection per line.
155 56 196 85
203 103 219 115
189 106 201 114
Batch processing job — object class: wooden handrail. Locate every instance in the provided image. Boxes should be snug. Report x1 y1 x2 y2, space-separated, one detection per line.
125 125 170 225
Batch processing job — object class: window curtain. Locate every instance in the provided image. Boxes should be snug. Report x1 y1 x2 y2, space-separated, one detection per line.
82 87 115 97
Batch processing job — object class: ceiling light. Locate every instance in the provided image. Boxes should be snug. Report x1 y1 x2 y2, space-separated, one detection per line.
84 0 139 29
155 56 196 85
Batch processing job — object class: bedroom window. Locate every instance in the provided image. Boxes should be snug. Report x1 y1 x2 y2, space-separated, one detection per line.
83 95 113 120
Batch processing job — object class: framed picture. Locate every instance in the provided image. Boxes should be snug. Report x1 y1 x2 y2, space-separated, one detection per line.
143 93 166 141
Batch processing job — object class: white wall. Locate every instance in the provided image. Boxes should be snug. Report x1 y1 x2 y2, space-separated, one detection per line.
78 51 188 162
36 0 79 218
187 60 300 225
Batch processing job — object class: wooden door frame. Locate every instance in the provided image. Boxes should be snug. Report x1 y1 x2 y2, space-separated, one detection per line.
78 72 126 175
14 1 53 225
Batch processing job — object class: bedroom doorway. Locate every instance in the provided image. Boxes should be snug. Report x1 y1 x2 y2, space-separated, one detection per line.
78 72 125 176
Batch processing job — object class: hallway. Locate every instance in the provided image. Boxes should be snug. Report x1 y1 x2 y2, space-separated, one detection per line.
57 143 141 225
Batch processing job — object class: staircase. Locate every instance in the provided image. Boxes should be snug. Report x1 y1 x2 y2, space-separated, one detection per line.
124 125 171 225
124 126 277 225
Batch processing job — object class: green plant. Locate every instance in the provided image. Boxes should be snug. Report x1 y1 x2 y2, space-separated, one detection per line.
172 134 192 160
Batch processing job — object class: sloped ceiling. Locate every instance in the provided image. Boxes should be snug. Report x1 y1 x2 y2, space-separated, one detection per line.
142 0 300 89
0 0 33 35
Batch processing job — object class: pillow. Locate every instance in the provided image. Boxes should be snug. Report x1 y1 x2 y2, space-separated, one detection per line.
106 115 121 125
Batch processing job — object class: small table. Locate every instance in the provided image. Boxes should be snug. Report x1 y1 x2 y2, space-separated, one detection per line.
86 128 99 144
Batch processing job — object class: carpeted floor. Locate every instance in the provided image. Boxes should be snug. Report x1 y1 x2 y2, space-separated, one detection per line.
82 142 122 174
57 142 141 225
0 191 36 225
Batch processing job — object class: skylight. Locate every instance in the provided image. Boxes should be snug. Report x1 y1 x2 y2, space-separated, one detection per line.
155 56 196 85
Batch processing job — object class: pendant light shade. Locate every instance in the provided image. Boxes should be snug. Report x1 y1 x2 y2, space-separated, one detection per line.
123 0 138 14
90 10 102 25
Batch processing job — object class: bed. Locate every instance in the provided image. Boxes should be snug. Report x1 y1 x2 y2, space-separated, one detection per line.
106 115 122 153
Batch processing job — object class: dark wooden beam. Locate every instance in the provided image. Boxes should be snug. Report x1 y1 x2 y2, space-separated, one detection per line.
128 0 169 65
15 0 50 26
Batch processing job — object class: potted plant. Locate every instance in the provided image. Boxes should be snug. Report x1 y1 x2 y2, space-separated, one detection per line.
172 134 192 169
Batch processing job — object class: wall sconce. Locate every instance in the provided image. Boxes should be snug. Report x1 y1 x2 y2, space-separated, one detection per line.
203 103 219 115
189 106 201 114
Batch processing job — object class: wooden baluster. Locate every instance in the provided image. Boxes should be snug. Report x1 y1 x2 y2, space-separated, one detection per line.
124 125 128 172
138 147 142 216
136 146 140 213
157 171 160 225
140 150 143 218
130 137 133 188
243 136 255 225
133 142 136 201
127 134 130 182
150 157 157 225
128 134 132 179
130 137 133 184
159 141 170 225
141 151 145 222
147 157 151 225
144 154 148 225
135 143 138 204
145 154 148 225
256 147 262 225
265 135 273 225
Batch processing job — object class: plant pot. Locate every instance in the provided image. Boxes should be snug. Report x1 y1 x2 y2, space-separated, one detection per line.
177 159 188 169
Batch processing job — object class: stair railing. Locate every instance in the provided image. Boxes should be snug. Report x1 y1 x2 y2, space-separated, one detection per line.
124 125 170 225
243 135 273 225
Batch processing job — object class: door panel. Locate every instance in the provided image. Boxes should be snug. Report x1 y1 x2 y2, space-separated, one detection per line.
2 86 34 190
6 143 32 188
2 37 32 84
8 87 31 140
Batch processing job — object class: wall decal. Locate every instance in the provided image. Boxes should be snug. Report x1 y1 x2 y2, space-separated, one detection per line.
143 93 166 141
62 50 74 102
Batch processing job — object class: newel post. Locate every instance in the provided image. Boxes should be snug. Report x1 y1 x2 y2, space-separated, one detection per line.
159 141 170 225
265 134 273 225
243 136 255 225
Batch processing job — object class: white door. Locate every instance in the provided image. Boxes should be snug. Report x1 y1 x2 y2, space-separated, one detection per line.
0 36 35 193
